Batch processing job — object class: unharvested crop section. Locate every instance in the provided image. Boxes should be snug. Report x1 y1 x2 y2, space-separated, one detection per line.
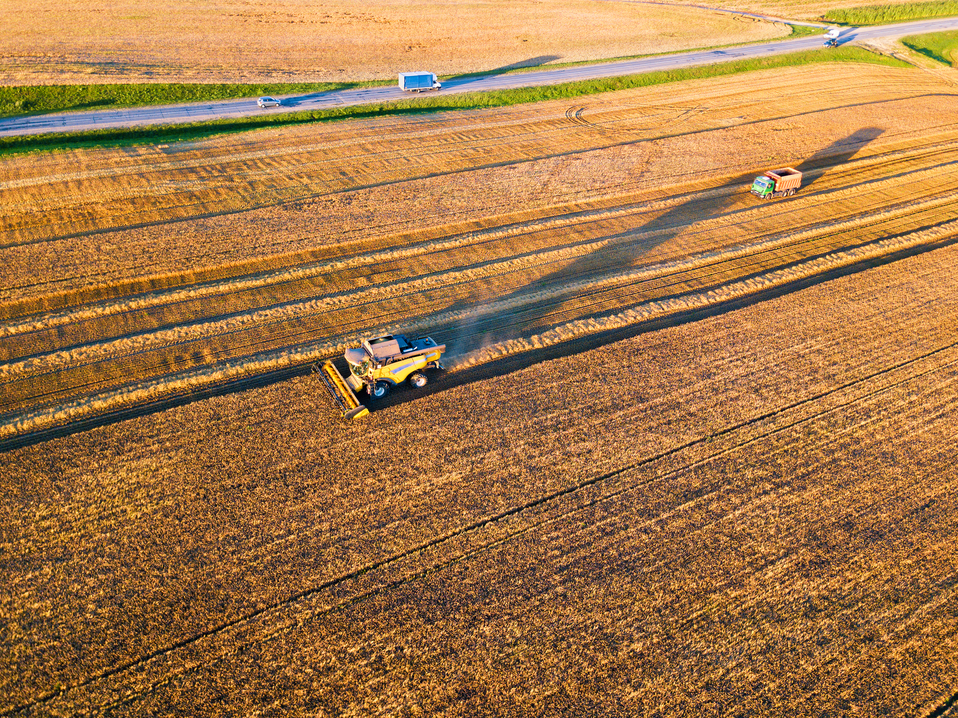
2 64 958 440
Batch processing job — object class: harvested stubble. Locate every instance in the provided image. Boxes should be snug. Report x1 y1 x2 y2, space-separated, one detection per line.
3 236 958 715
3 64 958 440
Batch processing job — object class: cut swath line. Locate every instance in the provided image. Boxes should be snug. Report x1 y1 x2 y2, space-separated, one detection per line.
451 217 958 370
0 185 730 338
3 216 958 442
7 144 958 343
6 177 958 383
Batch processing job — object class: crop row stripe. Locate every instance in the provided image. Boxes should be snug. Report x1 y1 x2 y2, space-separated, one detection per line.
7 133 958 337
3 215 958 441
4 177 956 384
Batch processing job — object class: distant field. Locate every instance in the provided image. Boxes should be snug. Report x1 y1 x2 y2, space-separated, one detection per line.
825 0 958 24
0 0 789 85
2 0 952 90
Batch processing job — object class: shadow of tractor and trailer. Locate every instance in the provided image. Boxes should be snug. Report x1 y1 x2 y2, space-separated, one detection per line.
442 127 886 359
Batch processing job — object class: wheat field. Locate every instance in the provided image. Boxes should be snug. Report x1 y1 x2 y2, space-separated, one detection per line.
0 0 788 85
3 63 958 442
3 232 957 715
3 28 958 715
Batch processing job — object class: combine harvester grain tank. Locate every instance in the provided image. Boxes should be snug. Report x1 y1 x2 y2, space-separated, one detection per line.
319 333 445 420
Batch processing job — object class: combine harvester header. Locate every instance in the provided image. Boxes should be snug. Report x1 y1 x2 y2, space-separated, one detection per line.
317 361 369 420
318 333 445 420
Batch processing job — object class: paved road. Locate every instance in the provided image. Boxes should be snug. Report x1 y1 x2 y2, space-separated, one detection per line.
3 17 957 138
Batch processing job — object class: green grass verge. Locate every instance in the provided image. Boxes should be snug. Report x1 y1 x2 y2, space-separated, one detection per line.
901 29 958 63
788 24 830 38
0 47 908 157
0 82 363 118
824 1 958 25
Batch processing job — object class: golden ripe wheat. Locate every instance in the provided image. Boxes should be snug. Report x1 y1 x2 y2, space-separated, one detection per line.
0 0 787 85
3 65 958 440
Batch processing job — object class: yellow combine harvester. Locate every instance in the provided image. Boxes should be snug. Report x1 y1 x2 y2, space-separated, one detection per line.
319 333 446 420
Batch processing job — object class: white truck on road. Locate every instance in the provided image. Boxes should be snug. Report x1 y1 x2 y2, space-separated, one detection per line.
399 72 442 92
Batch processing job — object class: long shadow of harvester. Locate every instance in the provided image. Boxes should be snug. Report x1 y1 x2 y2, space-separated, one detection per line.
3 131 893 441
443 170 752 359
444 126 887 362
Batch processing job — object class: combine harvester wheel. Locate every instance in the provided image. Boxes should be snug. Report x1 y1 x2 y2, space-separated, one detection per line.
316 360 369 420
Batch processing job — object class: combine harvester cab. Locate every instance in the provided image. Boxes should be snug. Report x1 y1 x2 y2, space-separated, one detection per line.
750 167 802 199
318 333 445 419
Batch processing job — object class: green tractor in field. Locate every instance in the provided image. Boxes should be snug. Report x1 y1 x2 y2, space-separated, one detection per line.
750 167 802 199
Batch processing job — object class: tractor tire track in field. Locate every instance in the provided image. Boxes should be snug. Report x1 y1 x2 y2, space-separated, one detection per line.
8 334 958 716
5 135 958 441
11 121 958 335
0 87 951 253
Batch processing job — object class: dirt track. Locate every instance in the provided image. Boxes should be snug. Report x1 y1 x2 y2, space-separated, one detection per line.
3 63 958 441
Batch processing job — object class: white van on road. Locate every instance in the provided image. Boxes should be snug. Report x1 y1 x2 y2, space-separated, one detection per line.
398 72 442 92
